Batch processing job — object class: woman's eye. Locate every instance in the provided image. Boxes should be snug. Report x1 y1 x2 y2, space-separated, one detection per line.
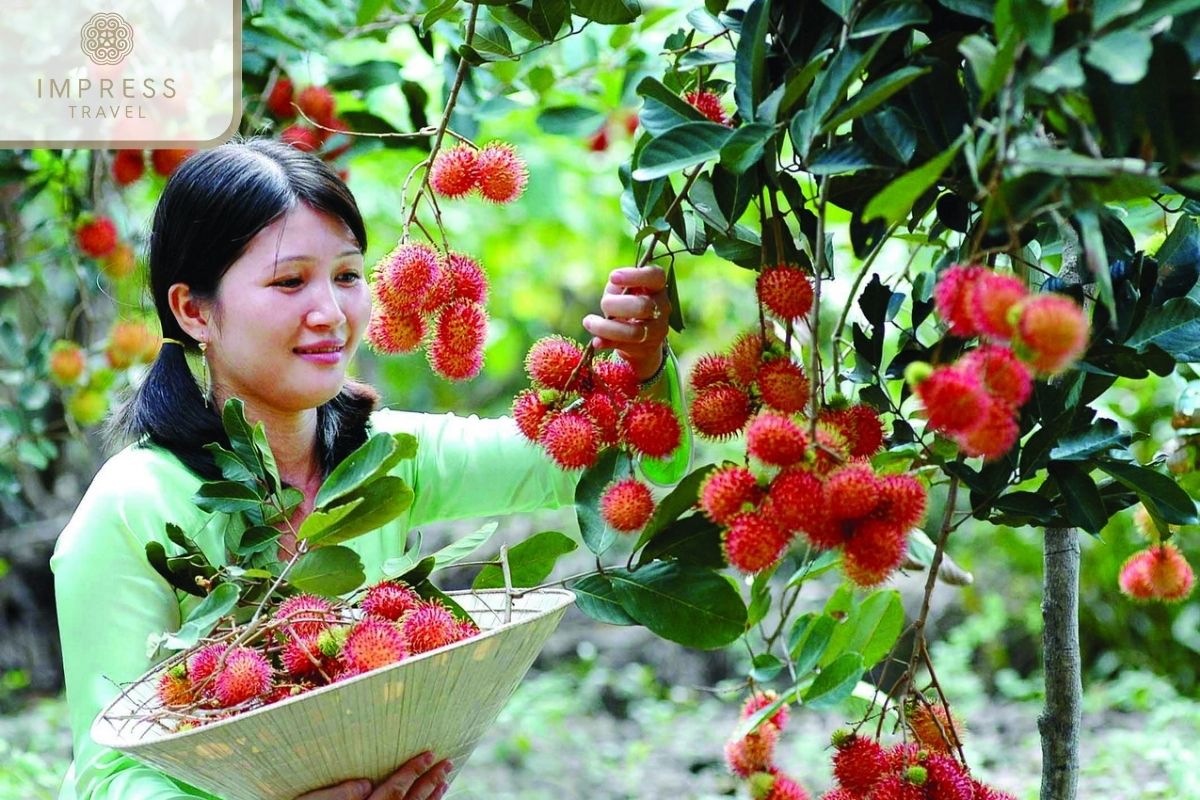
337 271 363 284
272 277 303 288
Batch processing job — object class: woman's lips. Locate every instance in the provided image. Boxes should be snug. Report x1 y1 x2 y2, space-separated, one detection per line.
294 345 344 365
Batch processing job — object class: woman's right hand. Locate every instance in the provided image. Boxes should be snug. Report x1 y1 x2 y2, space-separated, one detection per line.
295 751 452 800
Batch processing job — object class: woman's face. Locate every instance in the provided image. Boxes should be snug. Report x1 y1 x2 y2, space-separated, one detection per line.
204 203 370 416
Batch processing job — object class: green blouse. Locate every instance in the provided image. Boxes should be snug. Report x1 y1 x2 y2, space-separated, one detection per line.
52 409 592 800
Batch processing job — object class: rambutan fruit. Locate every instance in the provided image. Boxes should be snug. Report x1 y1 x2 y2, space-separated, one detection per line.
341 618 408 674
48 341 86 386
280 124 322 152
212 647 274 708
620 399 682 458
684 90 730 126
100 241 138 281
690 353 735 392
832 733 888 796
401 601 462 654
869 774 925 800
914 365 990 435
156 668 193 707
874 474 927 531
281 636 333 680
699 465 762 526
445 251 489 304
960 345 1032 408
728 331 769 387
601 477 656 532
909 701 964 754
365 308 426 354
375 241 441 313
112 149 145 186
970 780 1018 800
691 384 753 439
429 146 479 199
922 753 973 800
953 400 1019 462
934 264 987 337
433 299 488 356
427 335 484 381
757 772 810 800
746 412 809 467
821 405 885 458
592 356 640 400
722 511 790 574
274 593 335 642
296 85 336 126
474 142 528 203
361 580 422 622
539 411 600 470
150 149 193 177
970 272 1027 340
265 76 294 118
1014 294 1090 375
842 518 908 587
1119 543 1195 602
741 690 789 732
584 391 621 446
76 217 118 258
825 463 882 521
817 790 856 800
186 643 226 690
419 264 455 315
757 265 815 321
525 335 584 391
723 722 778 777
811 424 851 477
884 741 922 772
512 389 552 442
757 358 810 415
766 468 840 548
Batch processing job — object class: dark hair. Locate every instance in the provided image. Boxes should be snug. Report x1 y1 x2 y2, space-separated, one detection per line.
108 137 378 481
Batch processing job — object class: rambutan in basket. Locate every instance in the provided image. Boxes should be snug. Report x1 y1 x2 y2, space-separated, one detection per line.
92 588 575 800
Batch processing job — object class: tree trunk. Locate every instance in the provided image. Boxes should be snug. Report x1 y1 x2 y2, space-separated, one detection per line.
1039 525 1081 800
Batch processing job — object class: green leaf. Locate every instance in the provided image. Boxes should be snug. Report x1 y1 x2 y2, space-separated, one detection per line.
843 590 904 669
1048 462 1109 533
145 542 205 597
863 138 963 226
315 433 413 509
632 122 736 181
1049 420 1130 461
193 481 264 515
803 652 864 708
472 530 578 589
203 443 258 486
305 476 414 547
1097 460 1199 525
432 521 498 571
634 463 715 552
572 574 637 625
789 613 836 675
719 122 773 173
421 0 459 34
165 583 240 650
571 0 641 24
488 5 546 42
233 525 281 557
635 77 707 137
326 60 402 92
1031 49 1085 93
637 515 725 568
851 0 932 38
537 106 606 136
221 398 270 486
820 66 929 134
395 555 436 589
528 0 568 38
608 561 747 649
808 142 877 175
296 497 365 543
1085 29 1153 85
471 21 514 59
750 653 784 682
733 0 771 120
576 449 632 556
680 50 735 69
288 545 365 597
1128 296 1200 361
686 7 726 34
819 0 853 18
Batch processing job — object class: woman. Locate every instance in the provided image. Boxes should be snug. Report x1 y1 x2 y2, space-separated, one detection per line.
51 138 679 800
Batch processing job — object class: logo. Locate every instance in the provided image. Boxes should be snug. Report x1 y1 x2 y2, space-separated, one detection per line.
80 12 134 66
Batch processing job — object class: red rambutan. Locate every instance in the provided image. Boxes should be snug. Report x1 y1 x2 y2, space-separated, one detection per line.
909 702 964 754
512 389 552 442
1014 294 1090 375
842 518 908 587
923 753 973 800
728 331 769 387
445 251 489 304
757 358 810 415
186 643 226 687
539 411 600 470
401 601 462 655
601 477 656 532
433 299 488 356
970 271 1027 340
746 412 809 467
960 345 1032 408
699 465 763 526
361 580 422 622
821 405 885 458
365 308 426 354
280 124 322 152
76 217 118 258
874 474 927 531
953 400 1019 461
825 463 882 521
620 399 682 459
691 384 754 439
427 335 484 381
274 593 335 642
869 774 925 800
375 241 441 313
741 690 789 732
724 722 777 777
722 511 791 574
474 142 528 203
592 356 640 400
212 647 274 708
296 85 336 126
767 468 840 548
156 668 193 707
760 772 810 800
1119 543 1195 602
150 149 193 177
266 76 294 118
685 90 730 126
112 149 144 186
832 733 888 796
429 146 479 199
584 391 621 446
525 335 584 391
914 365 990 435
341 618 408 674
934 264 988 337
757 265 815 321
690 353 735 392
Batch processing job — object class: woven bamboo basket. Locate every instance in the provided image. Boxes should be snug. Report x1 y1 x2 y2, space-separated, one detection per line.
92 588 575 800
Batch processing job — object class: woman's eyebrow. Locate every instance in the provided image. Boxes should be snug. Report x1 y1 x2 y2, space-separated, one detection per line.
275 249 363 264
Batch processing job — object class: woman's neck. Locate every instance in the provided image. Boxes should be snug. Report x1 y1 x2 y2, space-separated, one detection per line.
212 388 323 490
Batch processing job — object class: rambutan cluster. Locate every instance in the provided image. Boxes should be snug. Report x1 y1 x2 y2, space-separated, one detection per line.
913 264 1090 461
1118 543 1195 603
513 335 684 532
689 330 809 440
822 729 1015 800
110 148 195 186
429 142 528 204
153 580 481 726
366 242 491 381
724 690 811 800
262 78 353 168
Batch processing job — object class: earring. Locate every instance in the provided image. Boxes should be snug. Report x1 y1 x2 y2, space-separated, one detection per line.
198 341 210 407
